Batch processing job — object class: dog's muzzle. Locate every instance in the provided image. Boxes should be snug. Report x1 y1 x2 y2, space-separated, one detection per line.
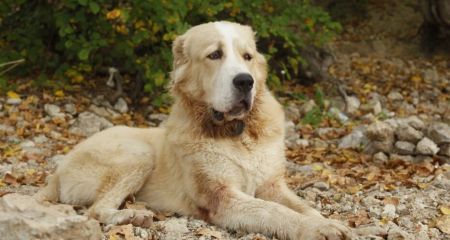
212 94 252 123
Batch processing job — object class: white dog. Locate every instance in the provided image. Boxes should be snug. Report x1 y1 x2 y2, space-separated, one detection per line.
35 21 352 240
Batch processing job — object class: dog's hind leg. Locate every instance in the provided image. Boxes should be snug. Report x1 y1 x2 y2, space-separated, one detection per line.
34 174 60 202
87 161 154 227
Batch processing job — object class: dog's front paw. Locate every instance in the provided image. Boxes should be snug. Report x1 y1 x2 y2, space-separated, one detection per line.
110 209 154 228
297 217 353 240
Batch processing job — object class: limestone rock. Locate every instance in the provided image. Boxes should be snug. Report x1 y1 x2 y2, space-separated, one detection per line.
44 104 64 118
373 152 388 162
338 125 368 149
69 111 113 137
0 193 101 240
365 139 394 154
439 143 450 157
394 141 415 155
426 122 450 144
387 91 403 101
299 100 316 115
366 121 394 141
416 137 439 155
345 95 360 114
114 97 128 113
395 124 423 143
284 104 300 121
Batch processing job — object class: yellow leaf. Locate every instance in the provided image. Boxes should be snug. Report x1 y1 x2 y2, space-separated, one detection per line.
106 9 121 20
26 169 36 176
7 91 20 99
312 164 323 171
440 206 450 215
411 75 422 83
0 179 4 188
54 90 65 97
417 182 428 189
436 215 450 234
63 146 71 154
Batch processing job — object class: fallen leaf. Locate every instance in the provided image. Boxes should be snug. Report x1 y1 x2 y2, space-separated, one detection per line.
435 215 450 234
54 90 65 97
195 228 223 239
7 91 20 99
108 224 135 240
4 173 18 186
440 206 450 215
383 197 400 206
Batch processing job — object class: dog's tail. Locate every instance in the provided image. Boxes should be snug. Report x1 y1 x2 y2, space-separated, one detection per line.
33 174 60 203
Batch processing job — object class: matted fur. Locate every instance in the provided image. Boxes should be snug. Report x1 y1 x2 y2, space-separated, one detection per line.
35 21 352 240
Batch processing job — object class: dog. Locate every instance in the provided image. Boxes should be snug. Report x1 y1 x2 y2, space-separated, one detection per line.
35 21 352 240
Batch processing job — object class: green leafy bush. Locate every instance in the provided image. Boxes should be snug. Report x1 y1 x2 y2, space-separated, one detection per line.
0 0 340 103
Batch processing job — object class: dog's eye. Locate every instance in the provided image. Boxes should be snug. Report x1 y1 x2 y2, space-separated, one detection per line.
207 50 222 60
243 53 252 61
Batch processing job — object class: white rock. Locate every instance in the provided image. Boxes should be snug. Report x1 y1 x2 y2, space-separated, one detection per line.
149 113 169 124
299 100 316 115
387 91 403 101
64 103 76 115
20 140 35 148
284 104 300 121
416 137 439 155
373 152 388 162
114 97 128 113
439 143 450 157
44 104 63 118
382 204 396 219
338 125 368 149
6 97 21 105
345 95 360 114
394 141 415 155
69 111 113 137
33 134 48 144
0 193 101 240
0 124 14 134
160 217 189 240
313 181 329 191
395 124 423 143
367 121 394 141
427 122 450 144
328 107 349 123
285 138 307 150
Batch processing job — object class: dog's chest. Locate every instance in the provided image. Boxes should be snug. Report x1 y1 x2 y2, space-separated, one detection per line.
221 140 285 195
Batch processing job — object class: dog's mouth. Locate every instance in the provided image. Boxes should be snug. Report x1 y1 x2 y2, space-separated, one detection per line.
212 97 252 123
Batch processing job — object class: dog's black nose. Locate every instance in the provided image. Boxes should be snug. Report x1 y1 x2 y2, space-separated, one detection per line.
233 73 254 93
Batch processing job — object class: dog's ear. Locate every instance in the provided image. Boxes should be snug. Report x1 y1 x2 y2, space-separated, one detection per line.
172 35 187 69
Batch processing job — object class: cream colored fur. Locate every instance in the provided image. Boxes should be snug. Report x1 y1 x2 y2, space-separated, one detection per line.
35 21 352 240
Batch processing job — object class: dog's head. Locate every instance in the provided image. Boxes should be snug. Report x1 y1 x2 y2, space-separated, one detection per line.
170 21 267 124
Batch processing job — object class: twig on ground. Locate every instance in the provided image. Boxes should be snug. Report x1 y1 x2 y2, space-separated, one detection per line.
0 59 25 75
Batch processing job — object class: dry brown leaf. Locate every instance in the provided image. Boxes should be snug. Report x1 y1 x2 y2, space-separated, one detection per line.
108 224 136 240
435 215 450 234
195 227 223 239
4 173 18 186
440 206 450 215
383 197 400 206
347 210 371 227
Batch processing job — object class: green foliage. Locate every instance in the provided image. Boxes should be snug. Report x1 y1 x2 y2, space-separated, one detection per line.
301 87 326 126
0 0 341 101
